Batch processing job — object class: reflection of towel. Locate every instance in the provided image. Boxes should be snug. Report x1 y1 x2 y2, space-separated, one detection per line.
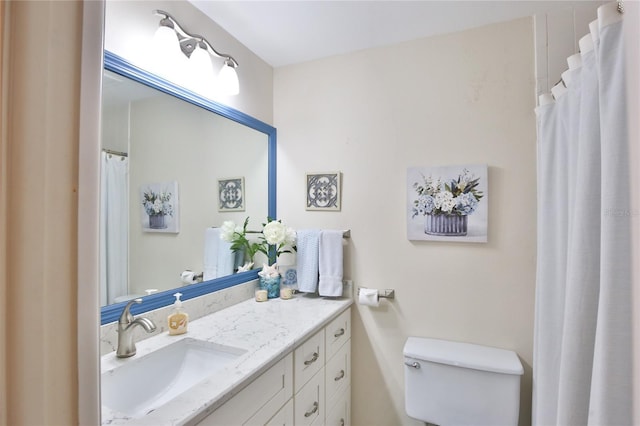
296 230 320 293
318 230 343 297
203 228 221 281
216 238 234 278
203 228 235 280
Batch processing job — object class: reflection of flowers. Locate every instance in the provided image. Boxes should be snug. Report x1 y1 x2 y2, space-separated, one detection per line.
221 217 297 264
221 217 259 263
142 189 174 216
412 169 483 217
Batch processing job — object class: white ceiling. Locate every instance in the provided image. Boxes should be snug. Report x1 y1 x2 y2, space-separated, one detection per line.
189 0 592 68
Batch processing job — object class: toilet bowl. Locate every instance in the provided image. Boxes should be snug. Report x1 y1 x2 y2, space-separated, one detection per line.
403 337 523 426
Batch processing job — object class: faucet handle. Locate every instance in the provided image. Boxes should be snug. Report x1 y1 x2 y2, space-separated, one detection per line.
119 298 143 324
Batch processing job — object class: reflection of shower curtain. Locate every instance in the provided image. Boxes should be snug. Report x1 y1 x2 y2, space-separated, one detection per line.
99 152 129 306
533 4 631 425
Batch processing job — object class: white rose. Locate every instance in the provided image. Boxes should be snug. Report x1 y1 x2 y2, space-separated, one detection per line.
263 221 286 245
220 220 237 242
284 227 297 245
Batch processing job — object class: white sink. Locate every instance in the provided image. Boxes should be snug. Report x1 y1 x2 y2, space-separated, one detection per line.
101 338 246 418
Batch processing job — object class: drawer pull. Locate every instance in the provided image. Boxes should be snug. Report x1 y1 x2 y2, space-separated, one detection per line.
304 352 319 365
334 369 345 381
334 328 345 338
304 401 319 417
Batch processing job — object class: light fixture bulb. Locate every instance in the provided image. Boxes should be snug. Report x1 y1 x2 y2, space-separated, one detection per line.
153 24 180 54
188 43 215 95
218 60 239 96
150 23 188 83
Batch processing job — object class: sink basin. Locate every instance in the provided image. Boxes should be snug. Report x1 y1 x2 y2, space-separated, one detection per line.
102 338 246 418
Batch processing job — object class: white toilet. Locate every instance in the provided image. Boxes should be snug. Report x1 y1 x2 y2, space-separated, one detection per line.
403 337 523 426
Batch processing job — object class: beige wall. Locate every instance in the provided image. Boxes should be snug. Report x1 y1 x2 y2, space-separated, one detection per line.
2 1 83 424
274 17 537 425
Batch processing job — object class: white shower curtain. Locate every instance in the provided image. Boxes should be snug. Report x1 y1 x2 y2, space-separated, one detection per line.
533 3 631 425
99 151 129 306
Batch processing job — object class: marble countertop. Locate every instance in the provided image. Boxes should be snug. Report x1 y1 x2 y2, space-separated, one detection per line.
101 293 352 425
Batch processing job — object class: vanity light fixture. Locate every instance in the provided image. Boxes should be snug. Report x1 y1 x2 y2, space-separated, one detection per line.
154 9 240 95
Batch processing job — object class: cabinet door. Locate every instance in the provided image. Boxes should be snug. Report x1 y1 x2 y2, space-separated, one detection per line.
325 309 351 360
294 369 325 426
325 386 350 426
197 353 293 426
294 328 325 393
325 340 350 408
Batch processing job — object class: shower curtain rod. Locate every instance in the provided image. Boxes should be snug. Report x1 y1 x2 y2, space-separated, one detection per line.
102 148 128 157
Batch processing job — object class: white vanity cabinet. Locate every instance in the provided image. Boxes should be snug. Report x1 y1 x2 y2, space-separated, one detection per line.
293 307 351 426
323 309 351 426
195 307 351 426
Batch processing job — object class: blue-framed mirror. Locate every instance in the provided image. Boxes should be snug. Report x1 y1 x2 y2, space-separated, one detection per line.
100 51 276 325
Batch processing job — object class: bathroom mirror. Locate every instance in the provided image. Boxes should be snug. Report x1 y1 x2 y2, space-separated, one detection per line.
100 51 276 324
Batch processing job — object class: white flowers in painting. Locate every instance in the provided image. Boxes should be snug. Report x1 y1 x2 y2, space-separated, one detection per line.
434 191 456 213
142 189 174 216
412 169 483 217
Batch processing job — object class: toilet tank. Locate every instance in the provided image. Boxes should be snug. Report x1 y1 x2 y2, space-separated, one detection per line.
403 337 523 426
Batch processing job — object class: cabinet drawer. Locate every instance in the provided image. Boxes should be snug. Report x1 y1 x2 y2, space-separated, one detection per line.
197 353 293 426
325 340 350 407
294 370 325 426
294 328 325 392
264 398 294 426
325 309 351 360
326 386 350 426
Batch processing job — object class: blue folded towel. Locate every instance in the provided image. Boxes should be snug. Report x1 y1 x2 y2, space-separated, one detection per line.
296 229 321 293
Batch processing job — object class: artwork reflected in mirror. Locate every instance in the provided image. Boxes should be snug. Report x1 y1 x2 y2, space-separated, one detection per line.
140 181 179 233
218 177 245 212
100 66 270 308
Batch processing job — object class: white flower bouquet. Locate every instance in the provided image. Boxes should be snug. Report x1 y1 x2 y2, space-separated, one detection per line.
412 169 483 217
221 217 296 265
142 189 174 216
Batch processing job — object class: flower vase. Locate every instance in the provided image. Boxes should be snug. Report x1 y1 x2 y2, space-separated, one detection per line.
234 248 246 272
259 275 281 299
149 214 166 229
425 213 467 236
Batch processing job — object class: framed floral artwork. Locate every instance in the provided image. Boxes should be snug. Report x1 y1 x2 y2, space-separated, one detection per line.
218 177 245 211
407 165 488 243
140 181 180 233
306 172 341 211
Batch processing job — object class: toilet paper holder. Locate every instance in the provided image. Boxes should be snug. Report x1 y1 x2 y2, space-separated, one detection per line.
357 287 395 299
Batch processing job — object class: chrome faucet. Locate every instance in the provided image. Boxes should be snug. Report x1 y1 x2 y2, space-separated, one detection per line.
116 298 157 358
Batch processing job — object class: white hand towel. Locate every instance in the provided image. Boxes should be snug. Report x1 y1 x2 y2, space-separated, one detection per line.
203 228 220 281
296 229 320 293
216 238 234 278
318 230 343 297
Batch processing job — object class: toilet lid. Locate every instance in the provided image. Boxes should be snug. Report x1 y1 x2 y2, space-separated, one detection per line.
403 337 524 375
